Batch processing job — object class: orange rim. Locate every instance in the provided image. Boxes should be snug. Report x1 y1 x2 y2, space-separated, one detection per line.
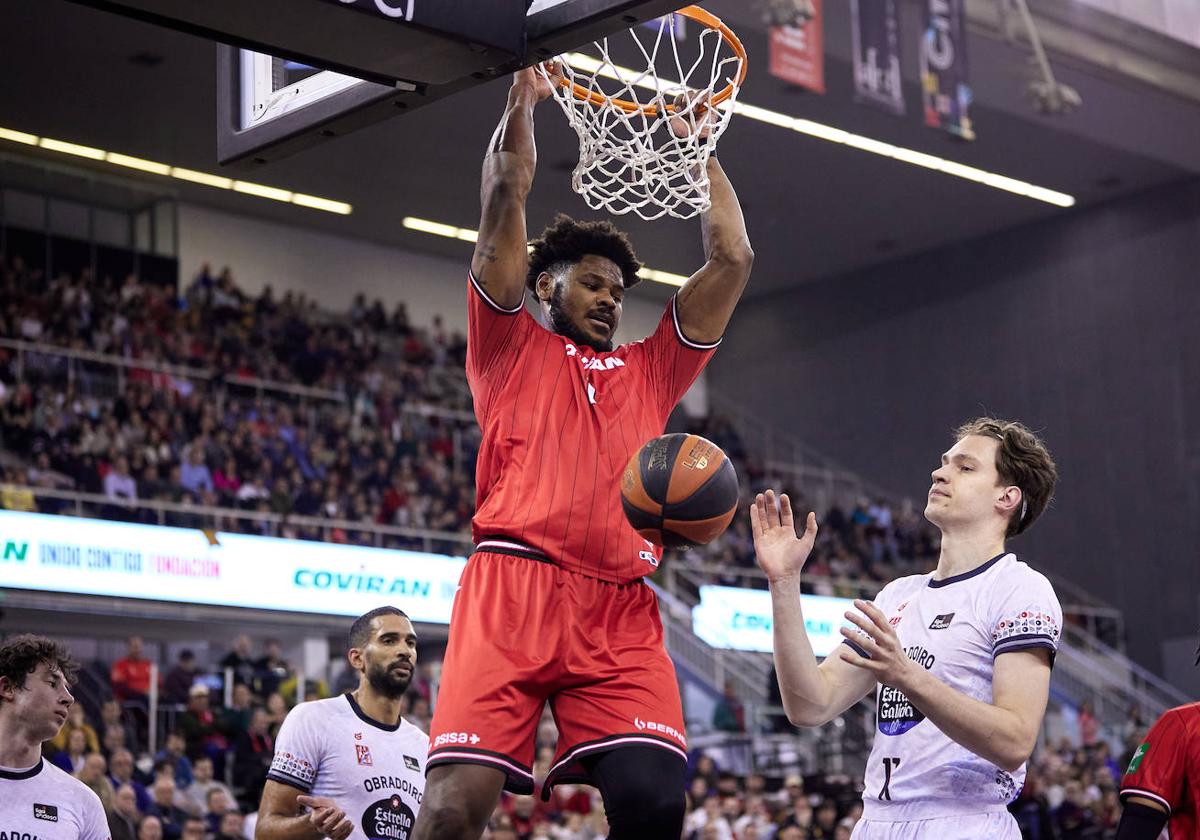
558 5 747 116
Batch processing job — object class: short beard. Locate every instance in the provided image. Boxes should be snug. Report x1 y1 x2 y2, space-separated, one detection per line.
548 283 613 353
365 662 412 700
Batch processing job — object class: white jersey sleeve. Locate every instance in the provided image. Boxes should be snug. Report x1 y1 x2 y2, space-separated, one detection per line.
985 564 1062 662
0 760 111 840
267 702 323 792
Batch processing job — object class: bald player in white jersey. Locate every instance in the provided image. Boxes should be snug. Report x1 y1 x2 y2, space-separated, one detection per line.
0 634 109 840
256 607 427 840
753 418 1062 839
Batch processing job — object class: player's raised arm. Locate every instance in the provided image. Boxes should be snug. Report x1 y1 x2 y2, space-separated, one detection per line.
471 63 559 309
752 491 877 726
674 124 754 344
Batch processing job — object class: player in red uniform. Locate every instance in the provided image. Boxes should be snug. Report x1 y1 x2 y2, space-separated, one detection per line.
411 64 753 840
1117 641 1200 839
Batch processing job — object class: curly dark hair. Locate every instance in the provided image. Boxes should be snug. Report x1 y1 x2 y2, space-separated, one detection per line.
525 214 643 292
0 634 79 697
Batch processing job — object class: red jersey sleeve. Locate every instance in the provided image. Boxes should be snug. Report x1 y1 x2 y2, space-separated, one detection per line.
1120 708 1188 814
465 270 536 391
632 296 720 417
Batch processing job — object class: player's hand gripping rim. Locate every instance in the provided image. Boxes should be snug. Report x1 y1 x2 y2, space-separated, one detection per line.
512 60 562 103
749 490 818 585
838 599 917 690
297 794 354 840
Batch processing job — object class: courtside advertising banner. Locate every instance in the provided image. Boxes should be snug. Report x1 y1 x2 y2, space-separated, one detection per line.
920 0 975 139
693 584 853 657
851 0 906 115
768 0 825 94
0 510 466 623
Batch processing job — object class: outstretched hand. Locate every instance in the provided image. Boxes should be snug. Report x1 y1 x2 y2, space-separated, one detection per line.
750 490 818 584
512 60 562 103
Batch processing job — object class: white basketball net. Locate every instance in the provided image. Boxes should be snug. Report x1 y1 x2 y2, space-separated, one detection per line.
540 11 745 221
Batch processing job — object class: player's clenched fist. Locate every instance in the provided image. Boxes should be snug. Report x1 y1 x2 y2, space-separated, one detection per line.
297 795 353 840
750 490 818 584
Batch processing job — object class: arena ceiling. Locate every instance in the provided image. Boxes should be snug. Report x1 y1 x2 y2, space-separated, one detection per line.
1 0 1197 303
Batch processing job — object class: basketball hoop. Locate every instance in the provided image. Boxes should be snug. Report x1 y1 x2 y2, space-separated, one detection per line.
539 6 747 221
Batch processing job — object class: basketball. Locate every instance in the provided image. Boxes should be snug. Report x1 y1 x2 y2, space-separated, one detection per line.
621 433 740 548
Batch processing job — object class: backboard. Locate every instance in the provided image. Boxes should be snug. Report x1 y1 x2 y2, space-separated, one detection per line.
67 0 687 167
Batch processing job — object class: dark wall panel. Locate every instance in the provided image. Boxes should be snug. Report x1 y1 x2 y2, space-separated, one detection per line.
711 178 1200 674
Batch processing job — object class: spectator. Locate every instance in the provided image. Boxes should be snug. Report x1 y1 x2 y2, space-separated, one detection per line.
179 445 213 495
138 815 164 840
221 683 255 738
51 726 91 774
219 635 255 688
109 785 141 840
48 702 102 754
109 748 154 815
111 636 154 703
183 756 234 819
231 707 273 810
153 731 194 790
178 684 227 768
711 681 745 733
179 817 206 840
215 812 244 840
252 638 289 697
101 698 138 754
104 455 138 502
149 774 188 840
203 789 235 834
77 752 116 812
163 649 198 704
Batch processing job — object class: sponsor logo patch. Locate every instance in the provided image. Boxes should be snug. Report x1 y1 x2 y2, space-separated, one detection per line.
1127 743 1149 773
34 804 59 822
929 613 955 630
356 744 374 766
403 755 420 772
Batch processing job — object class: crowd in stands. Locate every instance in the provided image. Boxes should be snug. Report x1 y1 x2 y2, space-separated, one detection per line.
0 255 942 590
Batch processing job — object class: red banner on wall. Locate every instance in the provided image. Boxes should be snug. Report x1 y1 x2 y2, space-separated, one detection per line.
768 0 825 94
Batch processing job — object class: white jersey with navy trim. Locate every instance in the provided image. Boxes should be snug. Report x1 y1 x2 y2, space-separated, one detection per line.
0 759 110 840
267 694 428 840
847 553 1062 822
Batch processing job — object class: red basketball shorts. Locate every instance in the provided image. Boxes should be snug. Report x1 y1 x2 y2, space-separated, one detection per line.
426 542 687 796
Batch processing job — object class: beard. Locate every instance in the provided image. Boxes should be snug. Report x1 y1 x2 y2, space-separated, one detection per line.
365 661 412 700
548 285 614 353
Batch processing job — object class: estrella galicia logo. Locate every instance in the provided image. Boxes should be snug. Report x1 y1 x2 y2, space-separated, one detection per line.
878 685 926 736
34 804 59 822
361 794 415 840
929 613 955 630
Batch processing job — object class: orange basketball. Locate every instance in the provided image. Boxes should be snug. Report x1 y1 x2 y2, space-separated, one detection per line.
620 433 739 549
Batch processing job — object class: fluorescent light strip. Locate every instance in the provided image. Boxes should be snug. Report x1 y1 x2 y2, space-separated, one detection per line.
0 126 352 215
402 216 687 288
559 52 1074 208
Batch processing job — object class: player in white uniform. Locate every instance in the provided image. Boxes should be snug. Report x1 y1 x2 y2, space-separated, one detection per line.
752 418 1062 839
0 634 110 840
256 607 427 840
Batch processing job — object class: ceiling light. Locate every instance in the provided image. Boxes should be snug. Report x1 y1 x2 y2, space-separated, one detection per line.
0 125 352 215
232 181 293 202
0 127 38 146
106 152 171 175
38 137 105 160
170 167 234 189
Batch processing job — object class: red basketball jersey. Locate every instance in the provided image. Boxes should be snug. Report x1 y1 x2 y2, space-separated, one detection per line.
1120 701 1200 839
465 271 718 583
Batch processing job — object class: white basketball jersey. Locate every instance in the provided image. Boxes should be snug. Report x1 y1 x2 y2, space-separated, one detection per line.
849 553 1062 822
0 759 109 840
267 694 428 840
